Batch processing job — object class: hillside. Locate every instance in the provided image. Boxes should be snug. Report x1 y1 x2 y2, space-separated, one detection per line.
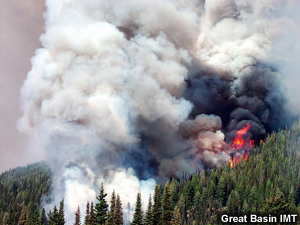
0 162 51 224
167 120 300 224
1 121 300 224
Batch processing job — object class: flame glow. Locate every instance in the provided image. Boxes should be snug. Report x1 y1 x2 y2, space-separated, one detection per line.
230 158 234 168
230 123 254 167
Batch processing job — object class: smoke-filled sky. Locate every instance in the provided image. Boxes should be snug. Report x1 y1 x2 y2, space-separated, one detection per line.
0 0 45 173
2 0 300 223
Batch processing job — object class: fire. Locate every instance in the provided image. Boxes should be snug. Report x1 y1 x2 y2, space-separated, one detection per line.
230 158 234 168
231 123 250 150
230 123 254 167
244 154 248 161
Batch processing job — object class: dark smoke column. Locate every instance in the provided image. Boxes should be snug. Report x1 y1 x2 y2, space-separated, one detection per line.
18 0 297 222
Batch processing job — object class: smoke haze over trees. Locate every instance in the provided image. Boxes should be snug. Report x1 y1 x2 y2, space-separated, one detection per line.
2 121 300 224
0 0 299 223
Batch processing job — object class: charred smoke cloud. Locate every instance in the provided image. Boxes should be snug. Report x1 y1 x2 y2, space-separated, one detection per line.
18 0 300 222
185 64 292 144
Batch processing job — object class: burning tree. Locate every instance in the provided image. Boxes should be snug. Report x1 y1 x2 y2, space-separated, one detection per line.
230 123 255 167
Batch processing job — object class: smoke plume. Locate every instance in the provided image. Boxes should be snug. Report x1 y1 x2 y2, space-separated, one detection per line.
19 0 299 222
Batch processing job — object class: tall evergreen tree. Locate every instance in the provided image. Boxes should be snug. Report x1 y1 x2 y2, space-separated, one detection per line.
95 183 108 224
171 206 181 225
216 177 226 205
176 194 186 221
104 210 112 225
27 201 35 221
162 182 172 225
152 185 162 225
169 179 179 208
110 190 116 215
132 193 143 225
242 200 250 215
144 195 152 225
58 199 66 225
193 191 201 210
112 194 123 225
74 206 81 225
3 213 10 225
31 208 40 224
19 207 29 225
40 208 48 225
84 202 90 225
261 189 292 215
183 181 195 208
89 202 96 225
106 190 116 225
48 205 60 225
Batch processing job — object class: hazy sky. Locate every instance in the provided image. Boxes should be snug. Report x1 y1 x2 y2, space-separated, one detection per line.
0 0 45 172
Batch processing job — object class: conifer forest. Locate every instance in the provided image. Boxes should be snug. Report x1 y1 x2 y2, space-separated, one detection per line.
2 1 300 225
2 121 300 224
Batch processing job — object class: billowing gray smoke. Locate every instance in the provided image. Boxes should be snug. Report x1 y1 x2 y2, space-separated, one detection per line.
18 0 299 222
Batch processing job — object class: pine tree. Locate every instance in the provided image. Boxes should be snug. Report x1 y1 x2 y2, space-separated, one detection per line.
106 190 116 225
74 206 81 225
162 182 172 225
216 177 226 205
58 199 66 225
176 194 186 221
104 210 112 225
201 187 208 203
242 200 250 214
84 202 90 225
184 181 195 208
48 205 60 225
171 206 181 225
144 195 152 225
31 208 40 224
112 194 123 225
170 179 179 208
40 208 48 225
227 191 236 215
152 185 162 225
193 191 201 210
207 180 216 199
90 202 96 225
132 193 143 225
27 201 35 221
3 213 10 225
95 183 108 224
261 189 292 215
19 207 29 225
110 190 116 215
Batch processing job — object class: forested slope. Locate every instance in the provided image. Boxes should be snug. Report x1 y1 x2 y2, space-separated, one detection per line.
2 120 300 224
0 162 51 224
166 121 300 224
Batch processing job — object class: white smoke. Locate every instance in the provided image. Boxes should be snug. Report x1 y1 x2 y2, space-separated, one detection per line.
19 0 196 222
18 0 300 223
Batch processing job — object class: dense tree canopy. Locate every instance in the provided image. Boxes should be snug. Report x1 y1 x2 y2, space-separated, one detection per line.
2 121 300 224
0 162 51 224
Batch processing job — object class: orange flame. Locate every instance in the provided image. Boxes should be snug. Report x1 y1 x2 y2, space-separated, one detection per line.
230 123 254 167
231 123 250 150
230 158 233 168
244 153 248 161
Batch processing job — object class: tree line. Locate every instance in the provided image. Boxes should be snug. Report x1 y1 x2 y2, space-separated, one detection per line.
2 120 300 224
0 162 51 225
